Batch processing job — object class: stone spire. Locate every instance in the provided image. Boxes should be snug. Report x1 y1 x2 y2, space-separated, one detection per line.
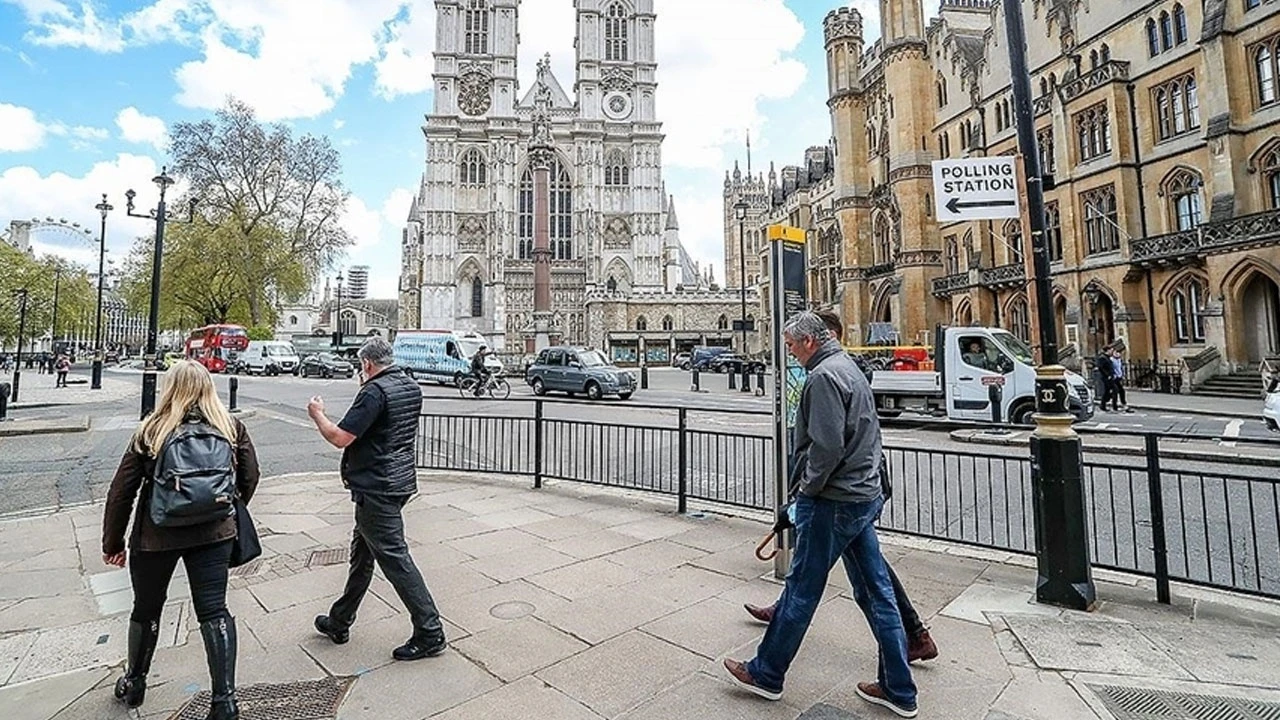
665 195 680 231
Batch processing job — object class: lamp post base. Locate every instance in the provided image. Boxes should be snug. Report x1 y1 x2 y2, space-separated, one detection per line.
140 370 158 420
8 371 19 403
91 360 103 390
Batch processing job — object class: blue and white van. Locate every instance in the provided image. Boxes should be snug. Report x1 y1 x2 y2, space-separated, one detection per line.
393 331 499 386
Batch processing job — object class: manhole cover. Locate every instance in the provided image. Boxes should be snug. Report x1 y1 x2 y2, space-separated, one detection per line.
230 557 267 578
171 676 354 720
1088 684 1280 720
489 601 536 620
307 547 349 568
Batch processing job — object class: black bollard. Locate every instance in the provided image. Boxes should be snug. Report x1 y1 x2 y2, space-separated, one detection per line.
741 367 752 393
989 381 1004 424
0 382 9 421
229 376 239 412
8 372 19 404
691 367 700 392
640 363 649 390
728 369 737 390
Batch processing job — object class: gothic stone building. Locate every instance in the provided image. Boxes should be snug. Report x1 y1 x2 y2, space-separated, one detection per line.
731 0 1280 380
399 0 738 356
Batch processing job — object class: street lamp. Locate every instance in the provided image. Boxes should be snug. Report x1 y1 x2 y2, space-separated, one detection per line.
50 266 62 357
734 199 749 354
125 167 198 419
91 194 113 390
10 289 29 403
334 272 344 353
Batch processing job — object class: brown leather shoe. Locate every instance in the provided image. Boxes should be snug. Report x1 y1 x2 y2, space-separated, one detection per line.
722 659 782 701
907 630 938 663
743 603 775 624
855 681 918 718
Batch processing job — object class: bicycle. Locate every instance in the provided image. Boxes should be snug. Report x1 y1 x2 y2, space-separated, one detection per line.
458 373 511 399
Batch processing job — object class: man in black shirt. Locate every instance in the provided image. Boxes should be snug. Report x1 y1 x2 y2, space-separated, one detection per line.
306 337 446 661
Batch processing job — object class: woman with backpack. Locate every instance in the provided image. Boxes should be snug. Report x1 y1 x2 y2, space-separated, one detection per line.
102 360 260 720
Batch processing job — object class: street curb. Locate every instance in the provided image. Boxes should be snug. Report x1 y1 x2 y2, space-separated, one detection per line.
0 416 90 437
949 429 1280 467
1126 403 1259 420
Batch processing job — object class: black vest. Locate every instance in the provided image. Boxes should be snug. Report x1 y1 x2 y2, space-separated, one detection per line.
341 366 422 496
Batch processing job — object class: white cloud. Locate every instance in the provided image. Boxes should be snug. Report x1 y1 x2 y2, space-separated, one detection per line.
0 103 47 152
333 119 345 130
339 194 385 253
381 188 414 227
115 107 169 150
373 1 436 99
8 0 204 51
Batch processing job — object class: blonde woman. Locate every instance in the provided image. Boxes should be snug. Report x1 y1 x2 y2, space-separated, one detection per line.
102 360 259 720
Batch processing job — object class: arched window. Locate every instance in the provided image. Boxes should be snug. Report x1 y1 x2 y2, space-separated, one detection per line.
873 215 893 264
605 2 629 62
1074 102 1111 161
339 310 358 336
606 276 618 292
605 149 630 187
1146 19 1160 57
717 314 729 331
289 315 298 326
1164 169 1203 231
459 148 487 186
1170 275 1207 343
1089 49 1099 69
1004 219 1024 265
1256 43 1277 106
464 0 490 55
635 315 647 331
1082 184 1120 255
1045 202 1064 262
1261 144 1280 208
1008 296 1031 342
1100 43 1111 64
661 315 673 331
1173 4 1187 45
1039 77 1049 96
944 236 960 274
1153 74 1200 140
517 156 573 260
936 76 948 108
470 277 484 317
1160 11 1173 51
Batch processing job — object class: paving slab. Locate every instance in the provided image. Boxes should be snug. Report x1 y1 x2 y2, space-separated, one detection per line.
338 649 500 720
0 567 84 601
471 506 560 530
623 564 743 609
432 674 604 720
605 539 711 574
1002 614 1195 679
0 546 82 574
687 541 773 581
535 583 681 646
445 528 542 558
0 416 90 437
527 556 644 600
453 616 589 682
537 630 706 718
988 665 1103 720
0 667 111 720
518 515 611 542
240 595 398 653
609 515 704 542
0 595 98 634
1139 619 1280 688
639 597 766 660
620 671 804 720
940 583 1062 625
0 631 37 685
245 563 352 612
441 579 572 636
461 544 577 584
545 528 648 561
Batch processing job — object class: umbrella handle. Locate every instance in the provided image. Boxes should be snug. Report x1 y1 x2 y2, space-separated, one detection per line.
755 532 778 561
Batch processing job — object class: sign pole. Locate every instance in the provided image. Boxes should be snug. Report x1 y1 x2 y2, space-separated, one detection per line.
1004 0 1095 611
768 224 806 578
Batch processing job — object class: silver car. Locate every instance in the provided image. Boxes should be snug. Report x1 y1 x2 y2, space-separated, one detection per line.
526 347 636 400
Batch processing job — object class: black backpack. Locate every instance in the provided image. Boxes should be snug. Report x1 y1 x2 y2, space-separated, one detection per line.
148 422 237 528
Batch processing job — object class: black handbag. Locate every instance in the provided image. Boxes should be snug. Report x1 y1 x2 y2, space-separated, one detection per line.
229 497 261 568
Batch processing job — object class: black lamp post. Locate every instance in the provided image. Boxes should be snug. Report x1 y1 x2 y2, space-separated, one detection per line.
734 199 749 353
50 267 62 357
91 194 113 390
125 168 198 419
10 289 29 403
334 272 344 353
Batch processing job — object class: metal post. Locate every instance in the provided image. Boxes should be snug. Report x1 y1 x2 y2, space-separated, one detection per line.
50 268 61 355
741 367 751 392
677 407 688 514
1006 0 1095 611
92 194 111 390
989 382 1003 424
11 289 28 403
533 399 544 489
739 217 748 353
691 367 700 392
640 363 649 390
228 376 239 412
0 383 8 420
140 195 166 420
756 368 765 396
728 368 737 390
1144 434 1172 604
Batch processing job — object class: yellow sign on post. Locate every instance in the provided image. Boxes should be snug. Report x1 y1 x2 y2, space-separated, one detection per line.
767 224 805 243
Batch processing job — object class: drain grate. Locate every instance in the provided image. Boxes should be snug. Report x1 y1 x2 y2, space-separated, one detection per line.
171 677 354 720
1088 684 1280 720
230 557 267 578
307 547 349 568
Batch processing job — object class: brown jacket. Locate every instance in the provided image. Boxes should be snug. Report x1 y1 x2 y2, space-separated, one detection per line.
102 418 260 555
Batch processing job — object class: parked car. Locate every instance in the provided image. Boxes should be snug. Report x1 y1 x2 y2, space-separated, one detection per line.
104 350 120 363
237 340 301 376
1265 376 1280 432
300 353 355 379
525 347 636 400
671 352 691 370
707 352 766 375
689 346 732 371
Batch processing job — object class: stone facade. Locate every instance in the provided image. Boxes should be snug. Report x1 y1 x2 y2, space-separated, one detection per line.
733 0 1280 376
584 286 758 365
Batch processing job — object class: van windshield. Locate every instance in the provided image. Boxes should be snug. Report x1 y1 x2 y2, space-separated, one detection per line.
263 345 293 357
990 331 1034 365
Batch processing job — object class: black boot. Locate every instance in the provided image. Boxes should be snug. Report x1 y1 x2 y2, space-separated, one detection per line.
114 619 160 708
200 616 239 720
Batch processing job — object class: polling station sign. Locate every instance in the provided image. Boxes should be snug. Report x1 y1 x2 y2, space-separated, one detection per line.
931 157 1022 221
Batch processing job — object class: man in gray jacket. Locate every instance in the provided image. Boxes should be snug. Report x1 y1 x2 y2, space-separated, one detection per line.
724 312 918 717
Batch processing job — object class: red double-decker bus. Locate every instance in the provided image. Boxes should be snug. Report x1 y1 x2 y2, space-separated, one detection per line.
185 324 250 373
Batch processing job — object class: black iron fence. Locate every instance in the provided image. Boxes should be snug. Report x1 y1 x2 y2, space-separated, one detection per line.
416 399 1280 601
1082 358 1184 393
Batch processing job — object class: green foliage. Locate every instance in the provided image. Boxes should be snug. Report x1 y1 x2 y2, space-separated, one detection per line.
0 243 96 349
247 326 275 341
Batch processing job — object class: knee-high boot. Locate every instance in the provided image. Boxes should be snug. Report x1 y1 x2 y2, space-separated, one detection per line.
200 616 239 720
114 619 160 708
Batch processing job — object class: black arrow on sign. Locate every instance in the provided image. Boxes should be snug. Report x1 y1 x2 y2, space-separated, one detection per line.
945 197 1017 214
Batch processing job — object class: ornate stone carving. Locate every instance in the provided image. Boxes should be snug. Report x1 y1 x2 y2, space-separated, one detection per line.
457 66 492 117
888 165 932 183
457 215 487 251
1058 60 1129 103
897 250 942 268
603 217 632 249
600 66 634 93
978 263 1026 288
1130 208 1280 265
931 272 971 298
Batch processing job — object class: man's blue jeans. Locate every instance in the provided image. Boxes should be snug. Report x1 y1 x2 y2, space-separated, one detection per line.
747 495 916 708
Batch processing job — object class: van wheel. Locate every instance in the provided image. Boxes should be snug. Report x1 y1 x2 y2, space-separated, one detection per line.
585 382 602 400
453 372 465 388
532 378 546 396
1011 402 1036 426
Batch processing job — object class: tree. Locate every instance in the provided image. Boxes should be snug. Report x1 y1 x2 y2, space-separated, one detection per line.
0 243 95 351
118 220 251 331
169 98 353 325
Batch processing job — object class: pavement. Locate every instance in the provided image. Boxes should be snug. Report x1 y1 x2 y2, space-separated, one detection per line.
1109 390 1259 419
950 427 1280 466
2 471 1279 720
4 368 138 410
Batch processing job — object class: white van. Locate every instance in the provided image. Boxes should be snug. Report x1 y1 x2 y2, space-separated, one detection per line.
238 341 302 376
394 330 503 386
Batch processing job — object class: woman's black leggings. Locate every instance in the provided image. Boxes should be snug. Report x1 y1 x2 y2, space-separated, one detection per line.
129 539 233 625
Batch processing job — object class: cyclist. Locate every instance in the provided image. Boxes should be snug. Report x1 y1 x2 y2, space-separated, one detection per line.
470 346 493 396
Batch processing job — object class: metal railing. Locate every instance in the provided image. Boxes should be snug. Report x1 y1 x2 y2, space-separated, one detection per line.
416 399 1280 601
1083 358 1183 393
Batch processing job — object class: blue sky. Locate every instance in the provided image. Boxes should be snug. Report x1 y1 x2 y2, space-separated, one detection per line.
0 0 888 301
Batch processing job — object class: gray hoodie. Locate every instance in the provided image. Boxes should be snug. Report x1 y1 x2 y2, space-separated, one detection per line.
792 338 884 503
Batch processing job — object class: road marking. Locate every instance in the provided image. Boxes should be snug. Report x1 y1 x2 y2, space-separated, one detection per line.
1222 419 1243 448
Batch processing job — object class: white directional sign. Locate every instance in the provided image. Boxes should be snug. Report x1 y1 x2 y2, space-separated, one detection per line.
931 157 1022 221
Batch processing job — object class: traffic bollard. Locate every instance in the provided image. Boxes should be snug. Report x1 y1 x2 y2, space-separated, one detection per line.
756 369 766 397
0 382 9 421
691 368 700 392
989 382 1003 424
740 368 752 393
640 364 649 390
229 377 239 412
728 370 737 390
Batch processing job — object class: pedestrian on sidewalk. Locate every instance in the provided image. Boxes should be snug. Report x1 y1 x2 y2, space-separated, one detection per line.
55 354 71 388
724 312 918 717
102 360 260 720
1095 345 1116 412
1109 347 1133 413
742 309 937 665
307 337 447 661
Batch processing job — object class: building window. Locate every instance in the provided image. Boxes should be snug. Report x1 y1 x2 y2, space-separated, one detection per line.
944 235 960 274
1164 169 1203 231
1248 0 1261 10
1253 38 1278 106
518 157 574 260
661 315 673 331
1037 126 1055 173
1153 74 1200 140
605 149 630 186
936 76 948 108
636 315 647 331
1100 43 1111 63
518 167 533 259
1081 184 1121 255
873 215 893 264
1008 295 1031 343
717 314 729 331
1173 4 1188 45
1074 103 1111 162
459 148 487 186
289 315 298 326
1170 276 1207 343
606 276 618 292
1004 219 1024 265
1045 202 1064 262
1262 144 1280 208
464 0 489 55
605 2 629 62
1147 19 1160 57
1160 11 1173 51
